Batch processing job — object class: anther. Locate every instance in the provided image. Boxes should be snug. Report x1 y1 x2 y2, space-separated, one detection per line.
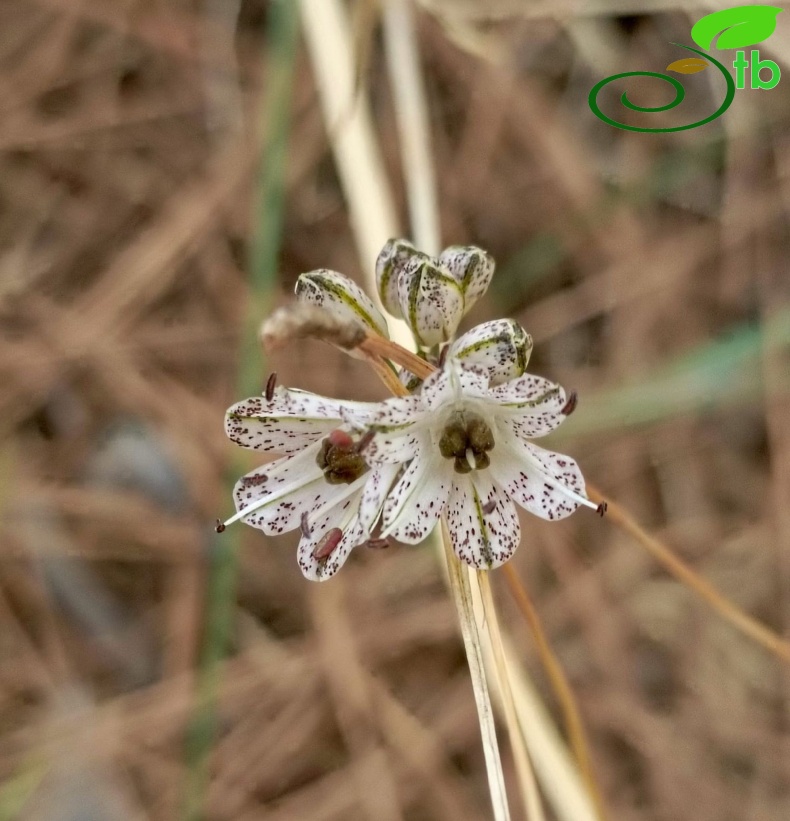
300 511 311 538
328 428 354 449
312 527 343 559
215 519 226 533
482 499 496 515
265 372 277 401
596 501 608 517
560 391 578 416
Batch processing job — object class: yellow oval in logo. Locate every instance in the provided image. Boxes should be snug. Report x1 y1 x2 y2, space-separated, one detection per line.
666 57 709 74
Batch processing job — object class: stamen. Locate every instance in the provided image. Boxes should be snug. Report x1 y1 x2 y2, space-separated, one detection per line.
312 527 343 559
300 511 311 537
482 499 496 515
553 483 600 512
222 467 326 528
437 344 450 368
265 372 277 401
466 448 477 470
328 428 354 449
560 391 578 416
355 429 375 453
215 519 226 533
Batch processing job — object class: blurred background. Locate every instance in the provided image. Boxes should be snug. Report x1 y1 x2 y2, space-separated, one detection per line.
1 1 789 819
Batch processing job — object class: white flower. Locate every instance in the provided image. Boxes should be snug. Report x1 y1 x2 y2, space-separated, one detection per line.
222 387 398 580
346 360 597 569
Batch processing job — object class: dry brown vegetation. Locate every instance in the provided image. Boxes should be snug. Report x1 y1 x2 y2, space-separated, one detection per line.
1 1 789 819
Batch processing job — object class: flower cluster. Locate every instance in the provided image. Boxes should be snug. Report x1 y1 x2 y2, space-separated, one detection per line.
221 241 600 580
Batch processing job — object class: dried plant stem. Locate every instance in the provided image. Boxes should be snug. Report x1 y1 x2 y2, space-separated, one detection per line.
299 0 399 280
477 570 545 821
367 354 408 396
357 331 434 379
382 0 440 254
502 564 607 821
587 484 790 663
441 520 511 821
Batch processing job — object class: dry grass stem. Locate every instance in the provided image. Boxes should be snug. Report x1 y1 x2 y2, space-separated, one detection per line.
442 521 511 821
588 485 790 663
503 563 607 821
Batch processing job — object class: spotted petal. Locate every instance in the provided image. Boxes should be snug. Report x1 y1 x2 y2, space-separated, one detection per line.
450 320 533 386
420 363 489 411
297 504 367 581
381 453 453 543
358 463 400 531
296 269 389 338
375 238 426 319
489 433 588 521
233 441 364 535
225 388 350 454
488 374 568 438
438 245 495 314
397 256 464 348
446 472 521 569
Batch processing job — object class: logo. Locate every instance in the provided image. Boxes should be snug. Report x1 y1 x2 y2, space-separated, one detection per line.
589 5 783 132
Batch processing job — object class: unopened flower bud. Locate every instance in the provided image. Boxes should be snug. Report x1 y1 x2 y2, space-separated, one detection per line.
375 238 425 319
397 257 464 348
438 245 495 315
295 269 389 339
450 319 533 386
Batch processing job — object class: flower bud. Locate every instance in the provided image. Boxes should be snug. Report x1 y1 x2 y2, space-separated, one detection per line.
375 238 425 319
397 256 465 348
449 319 532 386
295 269 389 339
438 245 495 315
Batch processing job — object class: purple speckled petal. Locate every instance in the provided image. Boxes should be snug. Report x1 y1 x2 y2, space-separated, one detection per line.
449 319 532 386
488 432 588 521
358 463 401 531
446 472 521 569
297 508 367 581
382 453 452 543
438 245 495 314
397 256 464 348
225 388 347 454
295 268 389 338
233 441 364 535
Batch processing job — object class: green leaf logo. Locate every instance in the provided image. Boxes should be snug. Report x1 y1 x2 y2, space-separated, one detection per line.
691 5 783 50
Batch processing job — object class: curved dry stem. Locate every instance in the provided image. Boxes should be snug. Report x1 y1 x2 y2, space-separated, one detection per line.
503 564 607 821
366 352 409 396
441 520 511 821
587 484 790 663
357 331 435 379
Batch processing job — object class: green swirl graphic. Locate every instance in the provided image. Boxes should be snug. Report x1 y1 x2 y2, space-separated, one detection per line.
588 44 736 133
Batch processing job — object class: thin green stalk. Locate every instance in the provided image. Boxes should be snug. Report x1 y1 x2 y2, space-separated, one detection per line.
181 3 300 819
